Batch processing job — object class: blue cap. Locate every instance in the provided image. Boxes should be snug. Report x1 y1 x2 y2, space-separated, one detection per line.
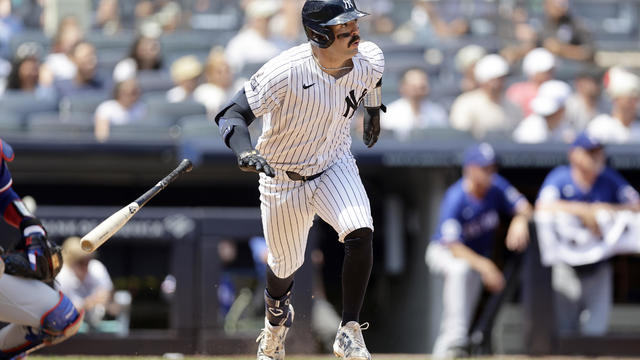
463 142 496 167
572 132 603 151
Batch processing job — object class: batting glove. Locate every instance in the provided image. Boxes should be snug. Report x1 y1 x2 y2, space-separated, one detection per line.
363 107 381 148
237 149 275 177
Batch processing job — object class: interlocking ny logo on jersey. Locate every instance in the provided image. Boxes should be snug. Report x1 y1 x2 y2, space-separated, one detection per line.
343 0 353 9
343 89 367 118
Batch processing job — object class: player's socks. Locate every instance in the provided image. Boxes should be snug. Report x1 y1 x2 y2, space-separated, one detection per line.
341 229 373 324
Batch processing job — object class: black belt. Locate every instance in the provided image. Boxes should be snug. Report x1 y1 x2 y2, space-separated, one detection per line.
286 171 324 181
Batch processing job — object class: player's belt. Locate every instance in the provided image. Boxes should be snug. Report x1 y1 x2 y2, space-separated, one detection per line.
286 171 324 181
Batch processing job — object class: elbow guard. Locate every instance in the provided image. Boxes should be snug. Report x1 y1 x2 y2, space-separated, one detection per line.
215 89 256 147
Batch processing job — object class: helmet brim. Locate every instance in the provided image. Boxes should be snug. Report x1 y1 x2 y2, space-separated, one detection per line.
321 9 369 26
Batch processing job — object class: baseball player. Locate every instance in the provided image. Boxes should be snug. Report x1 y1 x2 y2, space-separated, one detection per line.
425 143 532 359
0 139 84 359
214 0 384 359
536 132 640 335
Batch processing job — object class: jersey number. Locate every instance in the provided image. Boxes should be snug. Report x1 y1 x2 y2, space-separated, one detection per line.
343 89 367 118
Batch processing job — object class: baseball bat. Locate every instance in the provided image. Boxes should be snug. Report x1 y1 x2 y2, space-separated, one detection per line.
80 159 193 253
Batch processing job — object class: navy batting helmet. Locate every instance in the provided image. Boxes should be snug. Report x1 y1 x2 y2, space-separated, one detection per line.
302 0 369 48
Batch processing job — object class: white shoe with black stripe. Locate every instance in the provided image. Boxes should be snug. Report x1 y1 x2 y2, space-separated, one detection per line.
333 321 371 360
256 305 294 360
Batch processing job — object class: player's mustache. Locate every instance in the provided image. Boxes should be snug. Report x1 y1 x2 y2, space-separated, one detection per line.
349 35 360 46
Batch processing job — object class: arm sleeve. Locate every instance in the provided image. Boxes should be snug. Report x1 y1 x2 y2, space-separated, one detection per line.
494 174 526 216
243 55 290 118
0 140 22 228
537 168 563 204
608 169 640 205
359 42 385 88
433 189 464 244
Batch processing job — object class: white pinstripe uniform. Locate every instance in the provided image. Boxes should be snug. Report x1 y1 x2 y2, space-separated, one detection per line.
245 41 384 278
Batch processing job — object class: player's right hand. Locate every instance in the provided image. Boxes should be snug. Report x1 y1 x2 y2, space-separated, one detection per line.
480 260 505 293
237 149 275 177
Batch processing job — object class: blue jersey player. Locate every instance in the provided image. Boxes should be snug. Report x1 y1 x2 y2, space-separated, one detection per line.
536 132 640 335
426 142 532 359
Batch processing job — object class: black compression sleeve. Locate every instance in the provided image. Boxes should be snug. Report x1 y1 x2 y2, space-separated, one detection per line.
227 123 253 156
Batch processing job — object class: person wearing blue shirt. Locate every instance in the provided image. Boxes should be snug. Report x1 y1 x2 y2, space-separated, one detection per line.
426 142 532 359
536 132 640 335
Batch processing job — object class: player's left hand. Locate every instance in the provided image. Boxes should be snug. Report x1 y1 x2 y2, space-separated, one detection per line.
506 215 529 252
363 107 381 148
237 149 276 177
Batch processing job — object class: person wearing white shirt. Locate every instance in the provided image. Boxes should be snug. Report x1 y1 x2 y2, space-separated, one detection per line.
450 54 522 139
382 68 448 141
166 55 203 103
588 67 640 144
513 80 574 143
94 78 147 142
193 49 235 115
225 0 289 73
56 237 115 331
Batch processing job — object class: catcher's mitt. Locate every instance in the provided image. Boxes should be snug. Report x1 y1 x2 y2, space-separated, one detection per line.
4 226 62 285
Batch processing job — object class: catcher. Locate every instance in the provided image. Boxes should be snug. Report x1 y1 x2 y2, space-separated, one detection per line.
0 139 83 359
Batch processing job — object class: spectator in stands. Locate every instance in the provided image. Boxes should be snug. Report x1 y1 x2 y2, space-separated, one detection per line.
194 48 234 114
166 55 202 103
5 42 54 99
56 236 118 332
381 68 448 141
540 0 594 62
450 54 522 139
513 80 573 143
113 31 164 82
536 132 640 335
498 6 538 65
393 0 469 44
44 16 84 80
454 44 486 93
0 0 23 59
94 78 147 142
426 142 532 358
565 68 606 132
94 0 120 34
54 41 106 98
506 48 555 116
587 67 640 144
225 0 287 73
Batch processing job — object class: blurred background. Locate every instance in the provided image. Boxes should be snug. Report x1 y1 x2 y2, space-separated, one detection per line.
2 0 640 356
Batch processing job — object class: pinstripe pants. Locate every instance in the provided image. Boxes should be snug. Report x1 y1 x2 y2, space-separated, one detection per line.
258 157 374 278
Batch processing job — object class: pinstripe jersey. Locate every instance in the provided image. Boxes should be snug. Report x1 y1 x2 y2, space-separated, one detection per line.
244 41 384 176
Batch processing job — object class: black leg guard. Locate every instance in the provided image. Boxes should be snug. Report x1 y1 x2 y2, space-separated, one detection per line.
342 227 373 324
264 287 293 327
265 266 294 326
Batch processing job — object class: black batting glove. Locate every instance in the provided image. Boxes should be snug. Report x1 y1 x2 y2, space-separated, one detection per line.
363 107 381 148
237 149 275 177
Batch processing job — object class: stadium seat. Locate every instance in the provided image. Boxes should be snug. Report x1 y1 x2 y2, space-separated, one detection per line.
178 114 218 138
137 71 174 93
0 92 58 122
407 127 474 142
59 92 110 115
0 111 25 133
87 31 135 51
27 111 94 137
144 97 207 125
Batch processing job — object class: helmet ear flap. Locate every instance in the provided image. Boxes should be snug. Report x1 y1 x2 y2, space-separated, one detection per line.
304 24 334 48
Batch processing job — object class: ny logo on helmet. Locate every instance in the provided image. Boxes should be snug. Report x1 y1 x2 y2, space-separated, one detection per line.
343 0 353 9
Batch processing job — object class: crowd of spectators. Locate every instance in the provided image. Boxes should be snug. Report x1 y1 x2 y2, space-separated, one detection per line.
0 0 635 145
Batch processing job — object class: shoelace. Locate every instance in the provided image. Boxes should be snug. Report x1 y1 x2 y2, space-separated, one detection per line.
348 322 370 350
256 328 280 355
